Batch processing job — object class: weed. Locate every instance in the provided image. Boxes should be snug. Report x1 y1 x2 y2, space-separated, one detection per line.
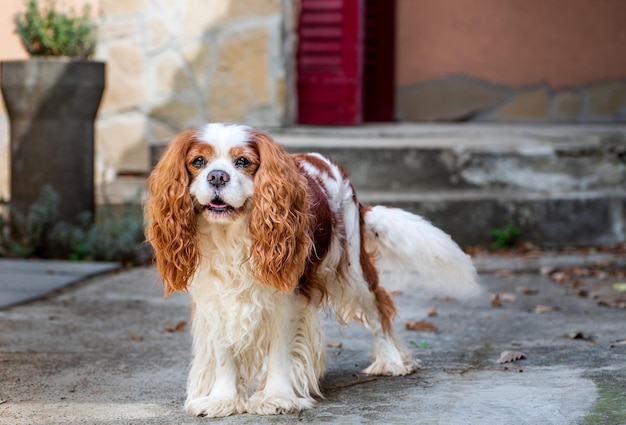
489 221 520 250
0 186 151 265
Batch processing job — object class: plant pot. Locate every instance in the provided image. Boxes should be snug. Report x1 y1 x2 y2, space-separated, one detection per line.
1 57 105 236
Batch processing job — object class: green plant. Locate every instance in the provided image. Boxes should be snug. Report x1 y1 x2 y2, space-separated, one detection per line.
0 186 151 265
0 185 59 257
14 0 97 59
489 221 521 250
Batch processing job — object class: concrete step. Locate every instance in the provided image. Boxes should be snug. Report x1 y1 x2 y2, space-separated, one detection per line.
275 127 625 193
356 189 625 247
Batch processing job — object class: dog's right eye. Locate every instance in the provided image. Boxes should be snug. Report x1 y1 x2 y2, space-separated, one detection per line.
191 157 205 168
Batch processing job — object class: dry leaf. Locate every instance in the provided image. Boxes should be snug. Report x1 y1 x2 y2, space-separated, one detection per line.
540 266 554 276
564 332 595 342
427 306 438 317
405 320 438 333
491 293 515 307
598 300 626 309
534 304 560 313
495 351 526 364
164 321 188 333
518 286 539 295
326 341 343 349
613 283 626 292
128 333 144 342
499 293 517 303
550 271 570 284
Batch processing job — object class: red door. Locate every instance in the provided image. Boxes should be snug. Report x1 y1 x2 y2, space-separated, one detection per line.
363 0 395 122
297 0 363 125
297 0 395 125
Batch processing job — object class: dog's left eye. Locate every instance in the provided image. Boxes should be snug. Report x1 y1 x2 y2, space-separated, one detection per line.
191 157 206 168
234 157 251 168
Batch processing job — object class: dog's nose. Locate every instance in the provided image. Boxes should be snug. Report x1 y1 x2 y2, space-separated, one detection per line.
207 170 230 188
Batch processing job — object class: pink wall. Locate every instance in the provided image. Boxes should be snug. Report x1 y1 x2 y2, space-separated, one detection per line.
396 0 626 88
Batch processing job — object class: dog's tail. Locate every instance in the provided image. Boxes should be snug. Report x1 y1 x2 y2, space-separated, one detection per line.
362 205 480 299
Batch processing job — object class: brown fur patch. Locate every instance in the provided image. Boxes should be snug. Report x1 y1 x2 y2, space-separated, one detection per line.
230 145 260 176
145 129 201 296
359 203 397 333
296 172 333 303
247 131 313 292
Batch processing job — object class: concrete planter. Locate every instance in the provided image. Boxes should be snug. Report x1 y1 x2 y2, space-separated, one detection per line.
1 58 105 235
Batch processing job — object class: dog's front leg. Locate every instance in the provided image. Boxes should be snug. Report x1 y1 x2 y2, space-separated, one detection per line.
184 313 245 417
247 294 320 415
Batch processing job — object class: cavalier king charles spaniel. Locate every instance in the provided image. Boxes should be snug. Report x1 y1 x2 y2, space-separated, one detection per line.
146 123 478 418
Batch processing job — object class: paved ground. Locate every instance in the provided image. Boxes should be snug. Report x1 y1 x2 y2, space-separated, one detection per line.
0 252 625 425
0 259 121 309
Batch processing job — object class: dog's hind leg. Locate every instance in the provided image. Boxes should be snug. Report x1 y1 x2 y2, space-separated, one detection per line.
330 203 418 376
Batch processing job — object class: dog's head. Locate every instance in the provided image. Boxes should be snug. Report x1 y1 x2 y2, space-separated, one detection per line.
145 123 312 295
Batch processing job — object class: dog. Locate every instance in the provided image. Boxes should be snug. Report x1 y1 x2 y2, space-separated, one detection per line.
145 123 478 417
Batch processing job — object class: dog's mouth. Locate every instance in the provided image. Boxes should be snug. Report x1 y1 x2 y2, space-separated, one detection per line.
201 197 246 219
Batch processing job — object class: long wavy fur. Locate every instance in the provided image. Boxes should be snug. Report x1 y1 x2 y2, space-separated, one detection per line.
145 129 199 296
248 131 313 292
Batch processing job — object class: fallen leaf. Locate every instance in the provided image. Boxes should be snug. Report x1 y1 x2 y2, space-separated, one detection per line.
499 293 517 303
491 293 516 307
405 320 438 333
128 333 144 342
534 304 560 313
518 286 539 295
576 289 589 298
326 341 343 349
495 351 526 364
598 300 626 308
613 283 626 292
427 306 438 317
164 321 188 333
564 332 595 342
550 271 570 284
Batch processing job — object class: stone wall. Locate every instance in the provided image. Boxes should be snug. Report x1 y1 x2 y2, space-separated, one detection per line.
95 0 294 180
396 76 626 122
0 0 295 198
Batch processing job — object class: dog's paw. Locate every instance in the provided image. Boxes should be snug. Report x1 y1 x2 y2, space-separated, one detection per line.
363 357 420 376
246 391 316 415
184 396 245 418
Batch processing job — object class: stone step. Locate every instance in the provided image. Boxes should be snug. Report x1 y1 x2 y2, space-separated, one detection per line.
356 189 625 247
274 128 625 193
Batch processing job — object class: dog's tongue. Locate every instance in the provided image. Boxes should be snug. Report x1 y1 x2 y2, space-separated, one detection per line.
209 199 227 209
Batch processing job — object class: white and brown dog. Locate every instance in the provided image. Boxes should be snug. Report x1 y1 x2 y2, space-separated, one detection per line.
145 123 478 417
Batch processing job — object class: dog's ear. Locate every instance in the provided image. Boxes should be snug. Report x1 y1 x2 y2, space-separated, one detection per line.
247 130 313 292
145 129 199 296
